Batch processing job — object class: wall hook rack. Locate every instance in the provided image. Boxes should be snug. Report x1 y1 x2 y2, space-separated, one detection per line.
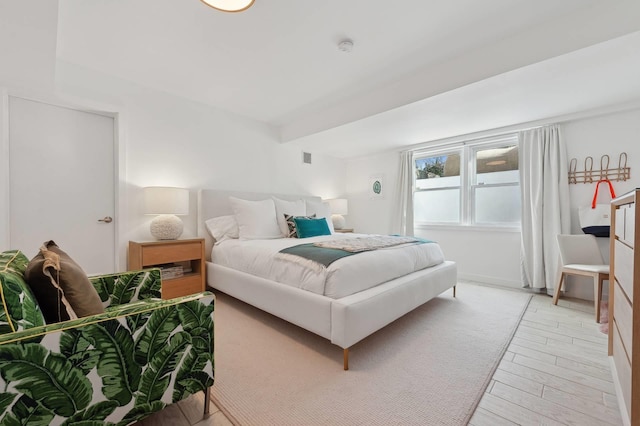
568 153 630 184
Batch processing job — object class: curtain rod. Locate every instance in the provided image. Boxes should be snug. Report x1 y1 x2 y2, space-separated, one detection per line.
411 131 522 154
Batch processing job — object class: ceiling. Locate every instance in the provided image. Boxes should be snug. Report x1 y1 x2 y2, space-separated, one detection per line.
56 0 640 158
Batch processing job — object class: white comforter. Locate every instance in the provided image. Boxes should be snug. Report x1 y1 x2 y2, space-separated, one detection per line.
211 233 445 299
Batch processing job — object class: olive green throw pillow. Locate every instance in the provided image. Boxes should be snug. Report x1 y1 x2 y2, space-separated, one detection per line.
25 241 104 324
0 250 46 334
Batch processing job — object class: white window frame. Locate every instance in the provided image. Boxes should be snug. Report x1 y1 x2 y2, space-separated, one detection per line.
413 134 520 229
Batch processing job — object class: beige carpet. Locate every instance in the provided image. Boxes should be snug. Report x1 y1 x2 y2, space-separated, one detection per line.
210 282 532 425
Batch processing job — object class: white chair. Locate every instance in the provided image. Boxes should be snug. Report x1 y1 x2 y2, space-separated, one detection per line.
553 234 609 322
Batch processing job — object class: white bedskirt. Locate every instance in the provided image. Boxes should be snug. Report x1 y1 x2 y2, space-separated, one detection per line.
211 234 445 298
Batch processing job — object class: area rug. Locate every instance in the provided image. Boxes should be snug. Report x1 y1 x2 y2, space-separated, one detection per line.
210 282 532 425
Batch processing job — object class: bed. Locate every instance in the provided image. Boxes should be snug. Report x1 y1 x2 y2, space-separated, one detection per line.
197 189 457 370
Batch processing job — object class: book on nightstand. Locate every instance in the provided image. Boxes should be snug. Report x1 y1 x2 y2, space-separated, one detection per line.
158 264 184 280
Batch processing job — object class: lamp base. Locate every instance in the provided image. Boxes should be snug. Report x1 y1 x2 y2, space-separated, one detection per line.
332 214 346 230
150 214 184 240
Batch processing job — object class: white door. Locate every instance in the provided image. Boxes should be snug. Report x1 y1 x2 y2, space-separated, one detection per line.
9 96 115 274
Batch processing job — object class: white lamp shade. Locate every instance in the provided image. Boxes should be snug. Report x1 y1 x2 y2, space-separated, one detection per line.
328 198 348 215
200 0 254 12
144 187 189 215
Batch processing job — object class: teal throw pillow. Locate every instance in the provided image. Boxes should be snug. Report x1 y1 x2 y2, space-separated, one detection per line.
284 213 316 238
294 217 332 238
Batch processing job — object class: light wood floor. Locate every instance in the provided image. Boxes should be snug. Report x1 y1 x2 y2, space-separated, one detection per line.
136 292 621 426
470 293 621 426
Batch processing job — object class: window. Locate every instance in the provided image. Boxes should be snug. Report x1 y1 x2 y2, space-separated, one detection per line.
414 151 461 223
414 135 520 227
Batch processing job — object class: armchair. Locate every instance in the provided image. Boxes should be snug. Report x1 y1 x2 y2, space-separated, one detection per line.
0 250 214 426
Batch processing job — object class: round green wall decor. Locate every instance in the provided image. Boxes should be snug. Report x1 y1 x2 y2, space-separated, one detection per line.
372 180 382 194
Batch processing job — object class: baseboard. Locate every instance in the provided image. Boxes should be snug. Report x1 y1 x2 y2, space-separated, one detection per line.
609 356 631 426
458 273 522 289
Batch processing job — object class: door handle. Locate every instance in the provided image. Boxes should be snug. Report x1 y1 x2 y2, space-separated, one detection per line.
98 216 113 223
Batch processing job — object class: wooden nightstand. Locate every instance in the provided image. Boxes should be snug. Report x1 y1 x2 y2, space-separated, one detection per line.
334 228 354 233
128 238 205 299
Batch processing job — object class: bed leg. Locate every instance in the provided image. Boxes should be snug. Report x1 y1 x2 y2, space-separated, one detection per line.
344 348 349 371
453 285 456 298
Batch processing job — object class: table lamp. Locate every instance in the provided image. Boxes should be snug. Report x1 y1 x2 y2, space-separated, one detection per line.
144 187 189 240
328 198 348 230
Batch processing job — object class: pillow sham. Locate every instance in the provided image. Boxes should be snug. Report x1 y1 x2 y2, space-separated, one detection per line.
25 240 104 324
273 197 306 237
294 217 332 238
205 215 239 244
305 200 335 234
284 213 316 238
229 197 282 240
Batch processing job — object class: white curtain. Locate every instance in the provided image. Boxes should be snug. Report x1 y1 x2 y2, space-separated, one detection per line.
391 151 414 236
519 125 571 294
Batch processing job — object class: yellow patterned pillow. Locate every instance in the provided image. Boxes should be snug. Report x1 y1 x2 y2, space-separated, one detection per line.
0 250 45 334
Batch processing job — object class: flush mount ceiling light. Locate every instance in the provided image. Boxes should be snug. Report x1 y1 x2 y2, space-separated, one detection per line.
200 0 255 12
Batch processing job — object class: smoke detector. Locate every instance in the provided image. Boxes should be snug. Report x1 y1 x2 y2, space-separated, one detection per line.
338 39 354 53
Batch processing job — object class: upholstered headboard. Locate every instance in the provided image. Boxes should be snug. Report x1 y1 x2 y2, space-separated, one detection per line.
197 189 322 260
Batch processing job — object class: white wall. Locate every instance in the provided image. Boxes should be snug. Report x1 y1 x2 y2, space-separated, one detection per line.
346 150 524 288
345 152 399 233
563 108 640 299
2 2 639 291
0 4 346 270
346 107 640 298
52 62 347 269
0 1 58 92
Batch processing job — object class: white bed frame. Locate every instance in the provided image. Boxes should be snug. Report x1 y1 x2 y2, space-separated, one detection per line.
197 189 457 370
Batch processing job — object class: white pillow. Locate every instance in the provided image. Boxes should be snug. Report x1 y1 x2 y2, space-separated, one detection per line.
305 200 335 234
273 197 306 237
205 215 239 245
229 197 282 240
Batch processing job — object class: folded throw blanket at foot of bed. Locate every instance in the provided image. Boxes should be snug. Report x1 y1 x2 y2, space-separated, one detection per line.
313 235 432 252
277 244 356 269
277 235 434 269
